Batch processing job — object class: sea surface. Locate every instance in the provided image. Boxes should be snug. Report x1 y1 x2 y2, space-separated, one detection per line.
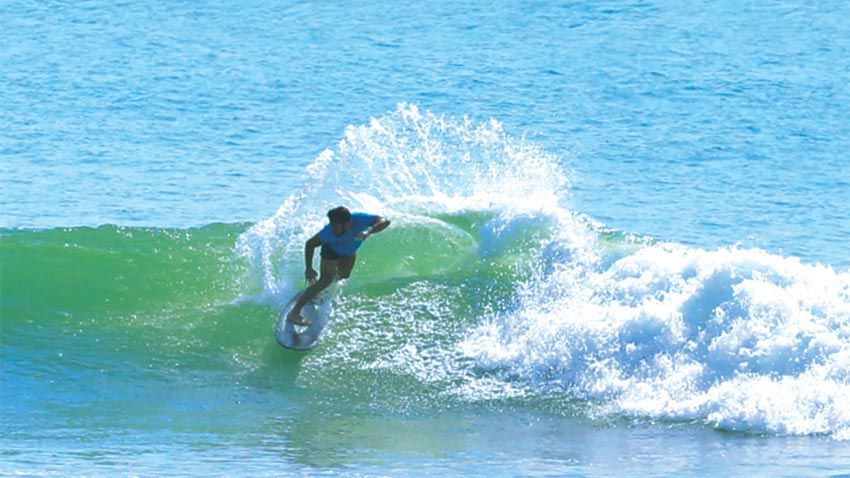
2 1 850 477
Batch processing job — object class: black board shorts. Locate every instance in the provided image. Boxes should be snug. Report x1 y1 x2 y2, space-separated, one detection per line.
320 244 351 260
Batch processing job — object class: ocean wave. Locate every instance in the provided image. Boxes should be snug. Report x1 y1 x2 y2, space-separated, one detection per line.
7 105 847 439
235 105 850 438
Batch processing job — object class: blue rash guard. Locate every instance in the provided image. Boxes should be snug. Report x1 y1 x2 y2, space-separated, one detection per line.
317 212 378 258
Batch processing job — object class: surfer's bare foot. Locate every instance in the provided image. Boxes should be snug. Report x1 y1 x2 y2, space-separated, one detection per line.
287 311 311 326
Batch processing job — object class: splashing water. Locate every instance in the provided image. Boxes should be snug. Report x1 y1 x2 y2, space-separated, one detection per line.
236 104 850 438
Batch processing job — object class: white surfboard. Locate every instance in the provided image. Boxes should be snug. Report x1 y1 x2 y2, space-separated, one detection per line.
275 291 333 351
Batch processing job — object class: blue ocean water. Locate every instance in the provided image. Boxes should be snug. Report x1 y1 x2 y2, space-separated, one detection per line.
3 0 848 269
3 1 850 477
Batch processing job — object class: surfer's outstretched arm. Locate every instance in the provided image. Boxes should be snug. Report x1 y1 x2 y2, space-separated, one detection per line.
355 216 391 240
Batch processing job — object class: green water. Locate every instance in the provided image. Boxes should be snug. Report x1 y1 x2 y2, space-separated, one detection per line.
3 217 850 477
1 217 540 429
1 221 551 476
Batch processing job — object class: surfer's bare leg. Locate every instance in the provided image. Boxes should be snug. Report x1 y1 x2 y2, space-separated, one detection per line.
337 254 356 279
287 258 337 325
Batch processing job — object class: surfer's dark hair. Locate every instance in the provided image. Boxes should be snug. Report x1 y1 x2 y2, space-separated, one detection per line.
327 206 352 224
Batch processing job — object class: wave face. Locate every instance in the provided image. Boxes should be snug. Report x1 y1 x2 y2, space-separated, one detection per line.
5 105 848 440
236 104 850 438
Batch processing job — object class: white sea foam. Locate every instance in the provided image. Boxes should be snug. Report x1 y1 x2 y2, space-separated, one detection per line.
460 235 850 438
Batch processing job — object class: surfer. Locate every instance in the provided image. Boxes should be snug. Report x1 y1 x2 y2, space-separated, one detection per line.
286 206 391 325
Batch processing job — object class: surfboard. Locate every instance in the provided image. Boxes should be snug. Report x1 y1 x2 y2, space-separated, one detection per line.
275 291 332 351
